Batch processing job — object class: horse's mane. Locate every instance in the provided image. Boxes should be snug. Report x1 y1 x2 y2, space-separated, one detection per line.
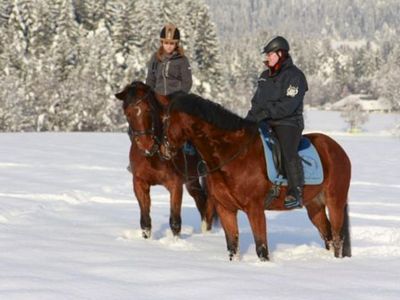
168 92 256 131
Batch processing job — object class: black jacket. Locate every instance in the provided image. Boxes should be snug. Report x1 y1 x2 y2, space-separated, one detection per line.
246 57 308 128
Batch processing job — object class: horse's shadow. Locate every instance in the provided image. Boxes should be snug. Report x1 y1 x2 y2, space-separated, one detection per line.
152 206 324 256
237 210 324 254
152 206 208 240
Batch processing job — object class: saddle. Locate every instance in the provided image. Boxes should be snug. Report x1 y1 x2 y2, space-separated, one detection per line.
259 125 324 186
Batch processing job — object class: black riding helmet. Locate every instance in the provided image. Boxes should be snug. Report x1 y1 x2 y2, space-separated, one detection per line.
262 36 290 53
160 23 180 42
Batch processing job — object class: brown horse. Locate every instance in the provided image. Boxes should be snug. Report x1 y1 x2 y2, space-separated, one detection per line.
160 93 352 261
115 82 214 239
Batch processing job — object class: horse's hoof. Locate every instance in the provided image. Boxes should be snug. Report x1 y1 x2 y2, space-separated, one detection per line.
201 220 211 233
171 228 181 237
325 240 333 251
333 239 344 258
256 244 269 261
142 229 151 239
228 251 240 261
259 255 269 262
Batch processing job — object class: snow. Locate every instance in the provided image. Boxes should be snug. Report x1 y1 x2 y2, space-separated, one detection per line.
328 94 392 112
1 112 400 299
305 110 399 135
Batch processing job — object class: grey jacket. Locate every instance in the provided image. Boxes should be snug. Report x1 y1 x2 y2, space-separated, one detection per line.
145 52 192 95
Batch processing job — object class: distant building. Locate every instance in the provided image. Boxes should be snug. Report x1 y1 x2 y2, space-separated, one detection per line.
326 94 392 112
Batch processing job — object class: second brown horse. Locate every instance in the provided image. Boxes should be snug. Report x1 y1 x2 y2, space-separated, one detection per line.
115 82 214 239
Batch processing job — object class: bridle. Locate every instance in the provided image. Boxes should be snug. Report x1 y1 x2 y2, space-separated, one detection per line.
126 85 162 157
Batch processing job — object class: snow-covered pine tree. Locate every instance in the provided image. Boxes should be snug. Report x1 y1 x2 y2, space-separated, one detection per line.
221 34 263 115
0 1 11 20
68 20 117 131
375 44 400 112
108 0 145 88
29 0 55 59
4 0 43 131
32 0 80 131
6 0 32 72
190 1 224 102
74 0 107 31
0 72 25 131
119 0 162 85
51 0 79 81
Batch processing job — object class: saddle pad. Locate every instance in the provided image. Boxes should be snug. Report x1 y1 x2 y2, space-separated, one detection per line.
259 129 324 185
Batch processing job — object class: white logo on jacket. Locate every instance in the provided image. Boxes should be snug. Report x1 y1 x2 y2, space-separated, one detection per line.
286 85 299 97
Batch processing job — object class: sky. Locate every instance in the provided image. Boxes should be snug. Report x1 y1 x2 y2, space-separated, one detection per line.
0 111 399 299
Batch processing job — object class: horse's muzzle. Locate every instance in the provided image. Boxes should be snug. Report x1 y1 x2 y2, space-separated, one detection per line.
144 142 159 157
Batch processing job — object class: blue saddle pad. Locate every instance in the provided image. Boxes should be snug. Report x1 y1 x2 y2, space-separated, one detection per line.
259 128 324 185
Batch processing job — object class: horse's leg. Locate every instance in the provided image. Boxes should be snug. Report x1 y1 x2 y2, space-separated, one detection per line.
166 182 183 236
202 177 218 232
215 203 239 261
341 204 352 257
305 194 332 250
185 179 210 232
326 194 350 258
246 204 269 261
133 179 152 239
204 195 217 232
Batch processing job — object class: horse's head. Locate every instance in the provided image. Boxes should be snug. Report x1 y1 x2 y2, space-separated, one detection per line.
115 81 165 157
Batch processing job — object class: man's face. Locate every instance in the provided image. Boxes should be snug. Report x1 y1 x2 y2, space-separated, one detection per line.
265 51 279 67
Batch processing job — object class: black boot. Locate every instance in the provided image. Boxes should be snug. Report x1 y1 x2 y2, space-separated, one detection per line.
284 159 304 209
284 186 303 209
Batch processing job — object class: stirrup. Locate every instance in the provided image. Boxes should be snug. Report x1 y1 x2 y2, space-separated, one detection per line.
284 196 303 209
264 176 284 209
264 184 281 209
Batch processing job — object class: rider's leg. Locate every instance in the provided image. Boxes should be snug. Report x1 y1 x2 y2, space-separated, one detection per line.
273 125 304 209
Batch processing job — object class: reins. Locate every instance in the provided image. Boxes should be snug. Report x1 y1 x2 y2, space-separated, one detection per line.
163 108 259 181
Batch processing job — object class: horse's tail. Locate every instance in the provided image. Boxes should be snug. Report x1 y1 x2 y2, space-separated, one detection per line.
341 203 352 257
200 176 219 229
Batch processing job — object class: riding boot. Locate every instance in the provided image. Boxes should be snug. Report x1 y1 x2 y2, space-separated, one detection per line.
284 159 304 209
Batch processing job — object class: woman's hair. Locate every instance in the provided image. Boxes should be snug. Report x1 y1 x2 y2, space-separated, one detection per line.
156 42 185 61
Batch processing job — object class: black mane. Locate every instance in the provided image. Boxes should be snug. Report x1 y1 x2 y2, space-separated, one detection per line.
168 93 256 131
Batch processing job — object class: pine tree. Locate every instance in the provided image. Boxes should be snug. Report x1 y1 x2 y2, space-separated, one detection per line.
51 0 79 81
375 44 400 112
74 0 107 31
68 20 117 131
30 0 54 58
190 2 224 101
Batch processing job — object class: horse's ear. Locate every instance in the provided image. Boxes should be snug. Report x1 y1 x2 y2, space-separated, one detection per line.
155 93 170 107
115 89 127 101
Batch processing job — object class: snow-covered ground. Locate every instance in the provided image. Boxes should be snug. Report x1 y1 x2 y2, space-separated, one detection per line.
0 111 399 300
